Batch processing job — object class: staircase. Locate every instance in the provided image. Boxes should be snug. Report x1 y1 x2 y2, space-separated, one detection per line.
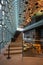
4 45 22 55
4 33 22 56
11 31 21 42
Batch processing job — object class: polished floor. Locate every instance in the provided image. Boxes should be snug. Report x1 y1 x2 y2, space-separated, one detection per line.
0 54 43 65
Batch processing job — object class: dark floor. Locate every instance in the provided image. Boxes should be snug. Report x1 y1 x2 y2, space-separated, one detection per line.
23 48 43 57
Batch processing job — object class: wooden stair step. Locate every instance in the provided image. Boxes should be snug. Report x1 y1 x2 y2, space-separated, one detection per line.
9 44 22 47
6 47 22 51
4 50 22 55
4 52 22 55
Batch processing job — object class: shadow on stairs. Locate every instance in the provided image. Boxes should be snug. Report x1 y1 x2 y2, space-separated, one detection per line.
4 32 22 56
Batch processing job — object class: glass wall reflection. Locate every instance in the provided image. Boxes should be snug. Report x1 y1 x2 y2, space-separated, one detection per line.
23 26 43 57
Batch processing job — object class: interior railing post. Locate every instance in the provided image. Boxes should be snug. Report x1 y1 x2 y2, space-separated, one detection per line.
7 44 11 59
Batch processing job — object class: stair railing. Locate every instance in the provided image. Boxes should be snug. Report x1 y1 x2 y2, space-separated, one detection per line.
7 44 11 59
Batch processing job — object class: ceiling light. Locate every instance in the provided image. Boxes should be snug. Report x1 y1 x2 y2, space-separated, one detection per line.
0 4 2 10
1 0 3 4
36 6 39 9
0 25 2 27
2 11 5 15
40 10 43 12
28 8 30 11
35 2 38 5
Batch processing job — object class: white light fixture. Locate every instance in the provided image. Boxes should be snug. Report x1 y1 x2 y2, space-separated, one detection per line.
17 27 24 31
0 25 2 27
6 1 7 4
0 4 2 10
1 0 3 4
2 21 4 25
2 11 5 15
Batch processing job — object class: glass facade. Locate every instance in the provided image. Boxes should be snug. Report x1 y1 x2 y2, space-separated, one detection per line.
0 0 17 51
0 0 43 57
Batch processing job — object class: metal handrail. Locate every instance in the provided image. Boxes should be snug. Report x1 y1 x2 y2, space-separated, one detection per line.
7 44 11 59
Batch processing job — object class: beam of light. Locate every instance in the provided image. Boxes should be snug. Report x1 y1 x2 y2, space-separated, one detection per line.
17 27 24 31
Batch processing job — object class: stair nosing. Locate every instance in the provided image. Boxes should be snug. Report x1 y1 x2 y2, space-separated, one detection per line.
6 48 22 51
4 52 22 55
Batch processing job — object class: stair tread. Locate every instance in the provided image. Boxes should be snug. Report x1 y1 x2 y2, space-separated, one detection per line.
6 47 22 51
4 50 22 53
9 47 22 48
4 52 22 55
10 45 22 47
4 50 22 55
